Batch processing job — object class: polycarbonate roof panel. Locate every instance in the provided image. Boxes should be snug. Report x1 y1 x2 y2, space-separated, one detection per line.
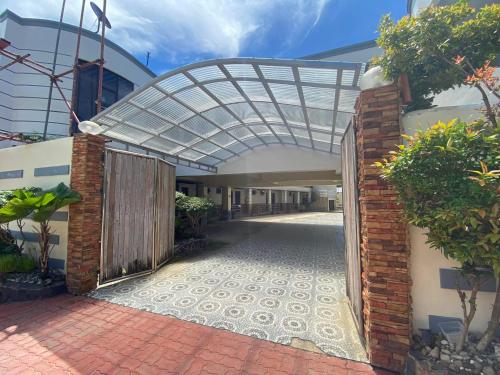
228 127 253 139
225 64 258 78
93 58 363 167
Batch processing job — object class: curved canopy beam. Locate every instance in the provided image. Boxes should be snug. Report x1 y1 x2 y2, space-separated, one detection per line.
92 57 364 167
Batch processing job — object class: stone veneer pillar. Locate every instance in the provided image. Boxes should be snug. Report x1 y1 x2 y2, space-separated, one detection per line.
355 83 410 371
66 134 105 294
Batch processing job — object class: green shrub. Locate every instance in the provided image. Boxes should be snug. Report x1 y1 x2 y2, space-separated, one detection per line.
0 183 80 277
16 255 36 273
376 118 499 352
0 254 18 273
175 192 215 236
377 119 499 273
374 1 500 111
0 228 17 255
0 254 36 273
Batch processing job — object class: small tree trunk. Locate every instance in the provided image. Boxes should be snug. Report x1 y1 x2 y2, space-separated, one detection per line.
16 219 26 253
477 280 500 351
455 275 481 353
474 83 498 127
38 221 50 278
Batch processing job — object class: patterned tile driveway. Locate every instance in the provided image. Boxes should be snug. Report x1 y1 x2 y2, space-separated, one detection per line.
89 212 367 362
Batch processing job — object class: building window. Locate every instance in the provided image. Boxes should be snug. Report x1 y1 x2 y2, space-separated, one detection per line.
73 60 133 133
180 187 189 196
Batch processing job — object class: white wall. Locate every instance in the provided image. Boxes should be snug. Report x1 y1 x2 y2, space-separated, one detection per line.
218 145 340 175
0 137 73 272
403 106 496 333
317 46 382 64
410 227 494 333
207 187 222 205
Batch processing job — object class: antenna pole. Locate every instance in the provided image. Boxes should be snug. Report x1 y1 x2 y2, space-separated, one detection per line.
69 0 86 135
146 51 150 67
42 0 66 140
96 0 107 114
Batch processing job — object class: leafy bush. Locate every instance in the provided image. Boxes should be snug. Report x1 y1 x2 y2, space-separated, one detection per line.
377 119 499 272
0 228 17 255
0 254 18 273
1 187 42 254
0 183 80 277
376 118 499 352
374 1 500 111
175 192 215 237
16 255 36 273
0 254 35 273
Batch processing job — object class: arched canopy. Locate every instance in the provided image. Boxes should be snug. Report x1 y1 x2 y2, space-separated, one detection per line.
92 58 364 170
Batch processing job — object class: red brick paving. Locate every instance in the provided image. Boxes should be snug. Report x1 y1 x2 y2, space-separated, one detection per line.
0 295 393 374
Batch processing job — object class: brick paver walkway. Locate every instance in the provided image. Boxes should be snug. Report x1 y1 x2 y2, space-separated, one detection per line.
0 295 390 374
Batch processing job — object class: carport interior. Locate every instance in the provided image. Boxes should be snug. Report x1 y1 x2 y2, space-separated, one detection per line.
85 57 367 361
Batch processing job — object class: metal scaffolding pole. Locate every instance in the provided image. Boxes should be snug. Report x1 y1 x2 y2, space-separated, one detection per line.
42 0 66 140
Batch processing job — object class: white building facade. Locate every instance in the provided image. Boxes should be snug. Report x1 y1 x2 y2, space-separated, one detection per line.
0 9 155 144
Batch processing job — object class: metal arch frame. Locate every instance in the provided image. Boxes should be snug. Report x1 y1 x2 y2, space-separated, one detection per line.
92 57 363 168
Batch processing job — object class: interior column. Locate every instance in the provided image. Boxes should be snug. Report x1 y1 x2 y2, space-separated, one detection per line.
248 188 253 216
222 186 232 220
196 183 207 198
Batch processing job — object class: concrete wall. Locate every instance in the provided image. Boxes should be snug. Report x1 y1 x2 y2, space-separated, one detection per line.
0 137 73 271
316 45 382 64
402 105 497 333
410 227 495 333
207 187 222 205
218 145 340 174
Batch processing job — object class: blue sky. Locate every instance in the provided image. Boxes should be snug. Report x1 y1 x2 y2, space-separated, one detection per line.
3 0 407 75
238 1 407 59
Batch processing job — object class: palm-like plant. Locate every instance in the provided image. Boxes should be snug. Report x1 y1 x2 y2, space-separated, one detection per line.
0 183 80 277
0 188 42 254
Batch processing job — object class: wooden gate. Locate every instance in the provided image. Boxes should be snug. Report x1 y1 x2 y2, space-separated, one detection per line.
154 159 176 268
341 120 363 336
100 149 175 284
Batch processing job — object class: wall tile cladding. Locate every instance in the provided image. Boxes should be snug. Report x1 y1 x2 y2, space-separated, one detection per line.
66 134 105 295
354 83 410 372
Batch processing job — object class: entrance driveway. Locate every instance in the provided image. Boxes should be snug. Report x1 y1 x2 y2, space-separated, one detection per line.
0 295 390 374
89 212 366 362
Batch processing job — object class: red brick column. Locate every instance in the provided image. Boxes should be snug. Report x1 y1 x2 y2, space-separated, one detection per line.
67 134 105 294
355 83 410 371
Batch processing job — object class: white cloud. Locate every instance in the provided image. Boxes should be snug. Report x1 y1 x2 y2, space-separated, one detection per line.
1 0 330 65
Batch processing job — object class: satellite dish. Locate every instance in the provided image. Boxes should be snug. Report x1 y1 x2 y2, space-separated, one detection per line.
90 2 111 33
78 120 103 135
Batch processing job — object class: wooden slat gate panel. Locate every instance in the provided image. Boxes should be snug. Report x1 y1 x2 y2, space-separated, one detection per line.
155 159 176 268
100 149 175 284
341 120 363 336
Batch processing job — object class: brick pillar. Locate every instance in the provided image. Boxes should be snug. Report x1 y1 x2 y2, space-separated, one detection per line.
66 134 105 294
355 83 410 371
